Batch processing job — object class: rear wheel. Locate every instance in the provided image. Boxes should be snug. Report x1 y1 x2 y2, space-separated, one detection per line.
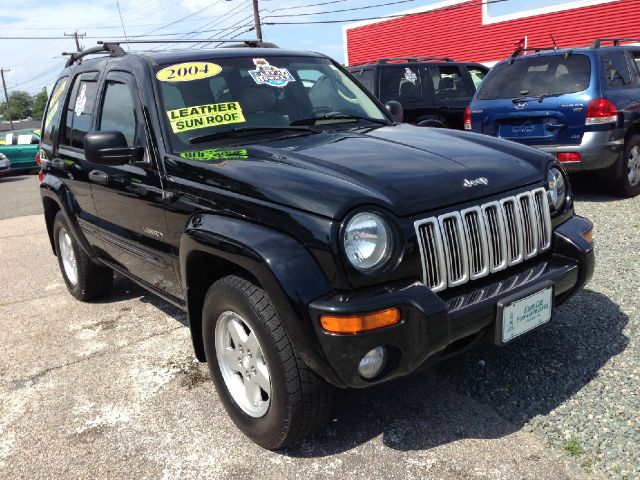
202 275 333 449
613 134 640 197
53 211 113 301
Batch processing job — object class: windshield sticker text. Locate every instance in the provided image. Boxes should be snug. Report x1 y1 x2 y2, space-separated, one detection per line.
156 62 222 82
248 58 295 88
166 102 246 133
404 68 417 84
180 148 248 161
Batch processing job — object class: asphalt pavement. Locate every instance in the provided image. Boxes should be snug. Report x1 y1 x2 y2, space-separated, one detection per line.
0 175 637 479
0 174 41 220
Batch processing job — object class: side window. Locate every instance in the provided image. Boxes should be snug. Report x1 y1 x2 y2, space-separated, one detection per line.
432 66 473 99
42 76 68 145
62 75 98 149
468 67 488 90
98 79 145 147
603 52 631 87
380 67 421 103
630 51 640 77
359 69 375 93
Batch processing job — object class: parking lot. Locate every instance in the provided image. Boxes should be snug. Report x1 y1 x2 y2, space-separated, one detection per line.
0 173 638 479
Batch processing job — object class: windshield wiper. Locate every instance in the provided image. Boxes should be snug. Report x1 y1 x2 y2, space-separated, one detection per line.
511 93 564 104
189 126 317 144
290 113 390 126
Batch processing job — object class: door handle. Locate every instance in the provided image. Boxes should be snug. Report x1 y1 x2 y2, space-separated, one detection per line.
89 169 109 185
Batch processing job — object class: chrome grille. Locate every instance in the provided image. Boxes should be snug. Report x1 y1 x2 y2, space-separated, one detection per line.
415 187 552 292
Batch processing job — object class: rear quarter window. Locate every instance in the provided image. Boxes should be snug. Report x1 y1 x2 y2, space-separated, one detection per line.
477 54 591 100
42 77 69 145
602 52 632 87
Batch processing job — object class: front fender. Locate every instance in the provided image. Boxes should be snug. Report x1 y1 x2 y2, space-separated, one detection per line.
179 214 344 386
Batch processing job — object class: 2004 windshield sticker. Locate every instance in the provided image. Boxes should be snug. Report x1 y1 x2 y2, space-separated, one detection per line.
248 58 295 87
166 102 245 133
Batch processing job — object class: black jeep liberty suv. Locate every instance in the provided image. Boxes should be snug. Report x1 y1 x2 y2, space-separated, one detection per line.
39 41 594 449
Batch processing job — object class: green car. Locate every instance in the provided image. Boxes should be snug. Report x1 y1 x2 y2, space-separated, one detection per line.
0 129 40 173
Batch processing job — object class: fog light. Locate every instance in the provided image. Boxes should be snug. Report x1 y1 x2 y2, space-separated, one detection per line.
358 346 387 379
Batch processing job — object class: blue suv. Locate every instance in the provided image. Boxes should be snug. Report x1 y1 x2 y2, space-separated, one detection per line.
466 38 640 197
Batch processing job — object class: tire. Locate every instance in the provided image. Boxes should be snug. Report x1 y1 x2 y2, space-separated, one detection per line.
613 134 640 197
202 275 334 449
53 211 113 301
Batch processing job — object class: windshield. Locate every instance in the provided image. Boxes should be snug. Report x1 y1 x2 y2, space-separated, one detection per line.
477 54 591 100
154 55 389 153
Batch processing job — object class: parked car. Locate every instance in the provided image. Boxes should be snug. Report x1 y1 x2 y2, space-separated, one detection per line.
466 38 640 197
0 129 40 173
40 41 594 449
347 57 489 129
0 152 10 176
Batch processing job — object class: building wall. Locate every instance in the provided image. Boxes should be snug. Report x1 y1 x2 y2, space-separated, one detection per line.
344 0 640 66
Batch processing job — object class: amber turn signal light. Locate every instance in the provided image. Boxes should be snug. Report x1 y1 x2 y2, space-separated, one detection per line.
320 308 401 334
582 227 593 244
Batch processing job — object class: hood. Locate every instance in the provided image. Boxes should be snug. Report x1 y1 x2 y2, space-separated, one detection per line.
175 124 552 219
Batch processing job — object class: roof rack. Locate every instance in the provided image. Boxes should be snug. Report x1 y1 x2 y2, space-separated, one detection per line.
377 56 455 64
592 37 640 48
508 46 566 64
62 43 125 67
63 38 275 67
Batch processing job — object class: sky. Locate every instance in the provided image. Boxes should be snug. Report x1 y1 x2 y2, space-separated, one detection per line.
0 0 577 96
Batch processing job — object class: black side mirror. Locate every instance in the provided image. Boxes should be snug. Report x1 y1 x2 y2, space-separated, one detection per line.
84 131 144 166
385 101 403 123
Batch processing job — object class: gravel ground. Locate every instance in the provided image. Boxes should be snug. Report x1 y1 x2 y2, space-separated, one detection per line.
440 177 639 479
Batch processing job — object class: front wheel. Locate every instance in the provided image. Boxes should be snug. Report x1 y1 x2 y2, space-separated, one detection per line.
202 275 333 449
613 134 640 197
53 211 113 301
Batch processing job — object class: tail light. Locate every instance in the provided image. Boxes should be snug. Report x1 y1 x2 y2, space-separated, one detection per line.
585 98 618 125
35 150 41 165
557 152 581 163
464 107 472 130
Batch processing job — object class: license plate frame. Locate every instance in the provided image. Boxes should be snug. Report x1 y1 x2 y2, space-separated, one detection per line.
495 281 554 346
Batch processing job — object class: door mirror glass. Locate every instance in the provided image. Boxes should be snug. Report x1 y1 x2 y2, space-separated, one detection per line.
84 131 144 166
385 101 403 123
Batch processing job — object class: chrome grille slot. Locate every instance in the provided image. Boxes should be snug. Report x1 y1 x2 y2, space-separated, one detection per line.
439 213 469 287
481 202 508 272
414 218 447 292
461 206 490 280
414 187 553 291
517 192 539 259
500 197 524 265
532 188 552 250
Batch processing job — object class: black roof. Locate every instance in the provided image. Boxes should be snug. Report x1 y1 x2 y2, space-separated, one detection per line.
143 47 326 64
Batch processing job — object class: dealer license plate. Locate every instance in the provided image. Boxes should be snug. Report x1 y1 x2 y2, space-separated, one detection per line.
502 287 553 343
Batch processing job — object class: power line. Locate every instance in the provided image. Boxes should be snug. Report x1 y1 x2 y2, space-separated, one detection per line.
142 0 227 36
263 0 508 24
264 0 438 18
266 0 350 13
115 0 130 50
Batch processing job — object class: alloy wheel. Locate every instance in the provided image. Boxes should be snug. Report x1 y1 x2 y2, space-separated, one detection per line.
58 227 78 286
215 311 271 418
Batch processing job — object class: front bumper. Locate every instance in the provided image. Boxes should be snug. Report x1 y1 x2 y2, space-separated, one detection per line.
310 215 594 388
534 129 624 172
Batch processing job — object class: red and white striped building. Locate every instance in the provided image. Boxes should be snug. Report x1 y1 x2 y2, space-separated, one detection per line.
343 0 640 66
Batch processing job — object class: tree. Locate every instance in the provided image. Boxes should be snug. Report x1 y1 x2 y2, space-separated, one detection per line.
32 89 49 121
0 90 34 120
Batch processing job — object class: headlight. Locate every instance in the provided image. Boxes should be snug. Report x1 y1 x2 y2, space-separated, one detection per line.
547 166 567 212
343 212 392 271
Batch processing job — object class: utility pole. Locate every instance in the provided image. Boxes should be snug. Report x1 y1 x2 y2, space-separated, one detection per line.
64 31 86 52
252 0 263 42
0 68 13 130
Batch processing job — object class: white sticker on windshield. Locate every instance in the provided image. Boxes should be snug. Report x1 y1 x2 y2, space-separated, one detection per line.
74 84 87 116
404 68 417 84
248 58 295 88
